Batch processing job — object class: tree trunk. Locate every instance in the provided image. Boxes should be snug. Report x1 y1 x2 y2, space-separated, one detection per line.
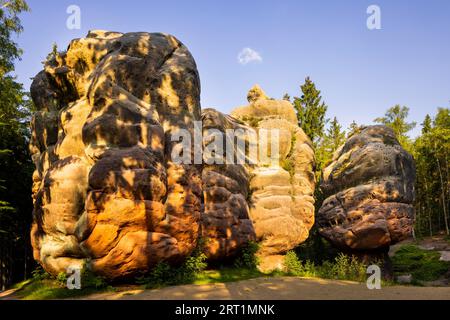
437 157 450 235
423 179 433 236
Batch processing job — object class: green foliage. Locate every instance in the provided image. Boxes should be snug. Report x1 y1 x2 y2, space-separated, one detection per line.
56 272 67 285
421 114 432 134
326 253 367 282
374 104 416 151
0 0 34 285
43 42 58 64
15 264 112 300
292 77 328 147
280 158 295 178
81 267 108 289
284 251 368 282
284 251 315 277
14 279 113 300
280 135 297 180
233 241 260 270
347 120 363 138
31 266 50 281
315 116 346 179
0 0 30 75
392 245 450 282
295 226 339 264
137 241 208 288
413 108 450 237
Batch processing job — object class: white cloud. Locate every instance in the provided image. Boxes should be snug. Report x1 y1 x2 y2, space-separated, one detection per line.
237 47 262 65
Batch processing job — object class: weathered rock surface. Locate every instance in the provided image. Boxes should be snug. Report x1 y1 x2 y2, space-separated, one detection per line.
30 30 202 279
230 85 316 270
30 33 316 278
200 109 256 259
317 125 415 252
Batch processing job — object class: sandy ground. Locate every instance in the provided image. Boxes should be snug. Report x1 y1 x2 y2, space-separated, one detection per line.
74 277 450 300
2 237 449 300
1 276 450 300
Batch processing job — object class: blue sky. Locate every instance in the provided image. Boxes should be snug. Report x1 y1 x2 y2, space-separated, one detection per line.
13 0 450 137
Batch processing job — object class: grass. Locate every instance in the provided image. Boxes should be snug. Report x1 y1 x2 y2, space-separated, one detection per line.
9 264 114 300
10 267 268 300
12 279 114 300
193 267 269 285
391 244 450 282
284 251 368 282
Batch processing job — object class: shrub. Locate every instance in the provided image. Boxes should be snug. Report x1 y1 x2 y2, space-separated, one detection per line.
284 251 303 275
285 251 368 282
81 267 108 289
281 159 295 178
283 251 317 277
322 253 367 282
31 266 50 281
234 241 260 270
137 239 208 288
56 272 67 285
392 245 450 282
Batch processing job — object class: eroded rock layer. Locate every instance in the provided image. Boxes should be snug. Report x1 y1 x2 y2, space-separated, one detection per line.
30 30 202 279
318 125 415 251
200 109 256 259
230 85 316 270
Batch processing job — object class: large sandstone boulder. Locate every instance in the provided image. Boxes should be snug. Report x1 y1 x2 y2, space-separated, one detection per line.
30 30 202 279
230 85 316 270
317 125 415 253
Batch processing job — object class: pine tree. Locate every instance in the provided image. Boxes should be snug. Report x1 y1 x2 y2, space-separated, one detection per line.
325 117 346 154
293 77 328 147
347 120 362 137
0 0 33 288
282 93 291 101
421 114 432 134
374 104 416 149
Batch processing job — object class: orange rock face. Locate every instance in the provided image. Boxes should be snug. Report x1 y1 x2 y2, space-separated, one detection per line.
30 31 202 279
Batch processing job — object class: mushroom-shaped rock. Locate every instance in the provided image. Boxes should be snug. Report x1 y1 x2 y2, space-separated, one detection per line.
317 125 415 254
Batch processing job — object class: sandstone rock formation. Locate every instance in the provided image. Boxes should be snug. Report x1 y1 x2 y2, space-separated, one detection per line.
230 85 316 270
200 109 256 259
317 125 415 254
30 31 316 279
30 30 202 279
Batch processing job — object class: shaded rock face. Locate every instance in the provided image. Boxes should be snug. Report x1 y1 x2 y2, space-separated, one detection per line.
200 109 256 259
229 86 316 269
30 31 202 279
318 125 415 252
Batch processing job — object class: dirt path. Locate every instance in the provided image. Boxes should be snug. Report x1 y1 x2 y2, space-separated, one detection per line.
73 277 450 300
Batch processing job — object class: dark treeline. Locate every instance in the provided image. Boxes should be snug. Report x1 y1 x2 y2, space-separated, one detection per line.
0 0 35 290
